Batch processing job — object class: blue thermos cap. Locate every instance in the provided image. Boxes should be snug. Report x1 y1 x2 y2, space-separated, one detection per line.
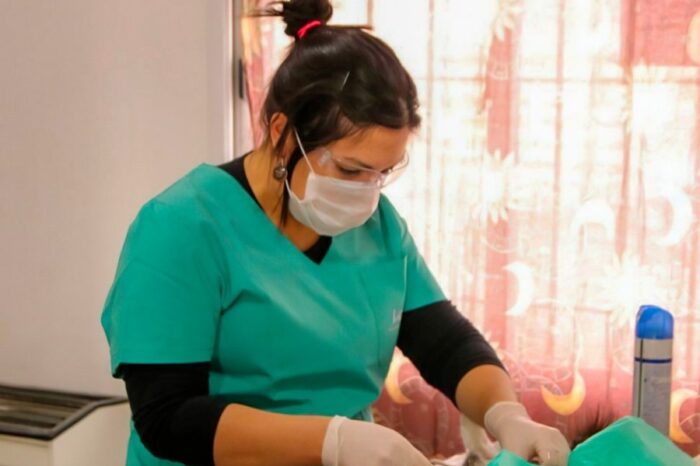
635 305 674 339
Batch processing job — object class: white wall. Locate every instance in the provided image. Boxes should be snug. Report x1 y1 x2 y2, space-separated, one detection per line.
0 0 232 396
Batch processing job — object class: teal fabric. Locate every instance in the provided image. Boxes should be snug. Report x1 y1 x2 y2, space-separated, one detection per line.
101 163 445 465
487 450 533 466
487 416 695 466
569 416 695 466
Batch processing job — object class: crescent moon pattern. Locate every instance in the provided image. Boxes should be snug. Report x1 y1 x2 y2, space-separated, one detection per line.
655 188 693 246
670 388 698 444
505 262 535 317
385 352 413 405
570 199 615 241
541 371 586 416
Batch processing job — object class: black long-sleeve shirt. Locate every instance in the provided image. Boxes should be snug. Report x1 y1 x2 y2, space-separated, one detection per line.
120 153 504 465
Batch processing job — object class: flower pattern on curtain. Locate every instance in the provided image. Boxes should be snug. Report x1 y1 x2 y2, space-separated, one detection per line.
240 0 700 458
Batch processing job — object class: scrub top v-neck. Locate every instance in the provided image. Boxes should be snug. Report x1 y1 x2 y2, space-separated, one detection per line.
101 161 445 465
217 152 332 264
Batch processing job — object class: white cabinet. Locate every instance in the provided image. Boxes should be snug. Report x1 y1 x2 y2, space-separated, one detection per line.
0 385 130 466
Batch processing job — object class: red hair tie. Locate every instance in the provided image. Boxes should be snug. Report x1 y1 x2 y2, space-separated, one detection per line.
297 20 322 39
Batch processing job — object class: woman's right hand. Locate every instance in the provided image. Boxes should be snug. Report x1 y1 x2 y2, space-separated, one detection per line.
321 416 433 466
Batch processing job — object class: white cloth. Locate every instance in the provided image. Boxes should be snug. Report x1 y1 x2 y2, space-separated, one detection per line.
430 414 499 466
430 453 467 466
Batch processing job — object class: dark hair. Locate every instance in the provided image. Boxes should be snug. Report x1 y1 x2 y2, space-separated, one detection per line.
571 405 616 448
249 0 421 224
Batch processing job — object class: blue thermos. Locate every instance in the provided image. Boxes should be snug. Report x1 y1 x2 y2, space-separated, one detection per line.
632 304 674 435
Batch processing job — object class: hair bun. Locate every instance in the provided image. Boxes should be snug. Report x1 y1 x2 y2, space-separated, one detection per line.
280 0 333 38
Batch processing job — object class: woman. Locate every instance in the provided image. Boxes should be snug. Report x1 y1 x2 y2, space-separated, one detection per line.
101 1 570 465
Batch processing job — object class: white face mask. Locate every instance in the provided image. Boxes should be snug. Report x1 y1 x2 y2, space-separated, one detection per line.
285 129 381 236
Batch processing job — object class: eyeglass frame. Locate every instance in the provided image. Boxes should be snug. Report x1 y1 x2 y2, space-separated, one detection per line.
312 146 410 188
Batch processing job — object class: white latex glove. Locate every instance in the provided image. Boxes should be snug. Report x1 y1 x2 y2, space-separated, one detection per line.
321 415 433 466
459 414 500 466
484 402 570 466
693 454 700 466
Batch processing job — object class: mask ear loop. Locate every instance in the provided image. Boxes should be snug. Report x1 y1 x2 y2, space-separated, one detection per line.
293 128 318 175
286 128 313 202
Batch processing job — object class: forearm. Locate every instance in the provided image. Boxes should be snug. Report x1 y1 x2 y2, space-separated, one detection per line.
397 300 507 405
213 403 331 466
455 364 517 427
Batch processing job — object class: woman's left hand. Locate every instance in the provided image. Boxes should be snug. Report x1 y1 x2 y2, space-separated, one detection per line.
483 401 570 466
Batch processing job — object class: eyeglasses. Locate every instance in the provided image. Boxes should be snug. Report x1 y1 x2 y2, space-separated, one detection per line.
314 147 410 188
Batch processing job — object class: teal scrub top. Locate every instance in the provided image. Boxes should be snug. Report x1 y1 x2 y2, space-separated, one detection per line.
101 162 445 466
